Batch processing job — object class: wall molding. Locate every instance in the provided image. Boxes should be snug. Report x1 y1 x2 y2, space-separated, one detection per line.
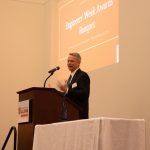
9 0 50 4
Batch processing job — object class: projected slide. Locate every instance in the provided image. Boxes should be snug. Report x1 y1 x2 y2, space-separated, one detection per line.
58 0 119 77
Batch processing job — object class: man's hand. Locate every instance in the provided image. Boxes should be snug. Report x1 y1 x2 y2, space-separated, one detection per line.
57 81 68 93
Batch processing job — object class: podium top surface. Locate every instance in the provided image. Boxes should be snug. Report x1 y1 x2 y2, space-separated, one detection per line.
17 87 58 94
17 87 81 112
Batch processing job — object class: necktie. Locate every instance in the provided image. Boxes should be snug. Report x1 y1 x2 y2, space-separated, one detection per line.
67 75 72 86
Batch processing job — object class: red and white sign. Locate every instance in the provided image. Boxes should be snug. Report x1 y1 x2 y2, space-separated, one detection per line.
18 100 30 123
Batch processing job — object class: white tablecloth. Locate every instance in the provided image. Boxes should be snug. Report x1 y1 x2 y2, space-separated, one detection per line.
32 117 145 150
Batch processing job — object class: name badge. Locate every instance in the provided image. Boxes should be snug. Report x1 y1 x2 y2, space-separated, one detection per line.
72 82 77 88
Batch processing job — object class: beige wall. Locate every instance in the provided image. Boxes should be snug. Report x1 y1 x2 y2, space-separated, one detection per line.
90 1 150 149
0 0 50 148
0 0 150 149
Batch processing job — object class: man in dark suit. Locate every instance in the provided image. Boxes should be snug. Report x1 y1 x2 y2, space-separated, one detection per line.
58 52 90 119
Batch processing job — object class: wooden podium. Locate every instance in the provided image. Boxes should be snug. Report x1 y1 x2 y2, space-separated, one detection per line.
17 87 80 150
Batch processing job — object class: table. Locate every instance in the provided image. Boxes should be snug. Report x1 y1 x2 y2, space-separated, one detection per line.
33 117 145 150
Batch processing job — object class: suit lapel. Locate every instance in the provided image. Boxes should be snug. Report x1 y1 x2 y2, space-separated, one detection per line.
71 69 82 84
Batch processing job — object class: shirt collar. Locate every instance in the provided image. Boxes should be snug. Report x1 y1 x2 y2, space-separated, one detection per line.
71 68 79 77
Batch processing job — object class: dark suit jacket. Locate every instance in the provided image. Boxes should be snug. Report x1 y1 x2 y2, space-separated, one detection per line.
66 69 90 119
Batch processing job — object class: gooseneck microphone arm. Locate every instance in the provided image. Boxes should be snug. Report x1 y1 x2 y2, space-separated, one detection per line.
43 72 54 88
43 66 60 88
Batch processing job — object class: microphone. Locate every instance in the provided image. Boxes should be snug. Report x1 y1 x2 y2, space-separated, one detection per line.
48 66 60 73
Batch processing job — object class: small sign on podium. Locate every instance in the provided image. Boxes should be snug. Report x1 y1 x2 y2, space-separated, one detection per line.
18 99 31 123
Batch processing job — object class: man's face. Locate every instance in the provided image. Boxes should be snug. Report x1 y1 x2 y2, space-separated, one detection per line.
67 55 80 72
